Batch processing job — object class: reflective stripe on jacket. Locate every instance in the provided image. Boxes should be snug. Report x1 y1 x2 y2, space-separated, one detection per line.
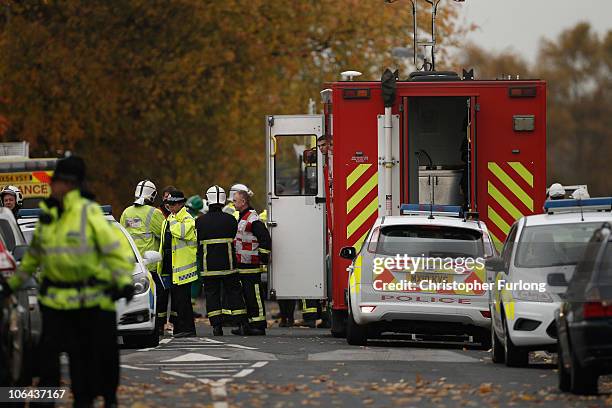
9 190 133 311
157 206 198 285
120 204 164 271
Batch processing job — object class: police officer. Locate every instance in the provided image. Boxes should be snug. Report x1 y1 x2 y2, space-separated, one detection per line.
197 186 247 336
232 190 271 335
7 156 134 407
120 180 165 334
157 190 198 337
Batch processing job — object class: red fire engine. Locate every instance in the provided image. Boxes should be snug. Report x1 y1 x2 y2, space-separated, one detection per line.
265 1 546 336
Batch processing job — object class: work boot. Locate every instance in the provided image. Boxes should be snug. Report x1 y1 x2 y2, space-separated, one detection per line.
231 322 251 336
303 319 317 328
193 311 203 318
317 319 331 329
248 327 266 336
213 326 223 336
279 317 288 327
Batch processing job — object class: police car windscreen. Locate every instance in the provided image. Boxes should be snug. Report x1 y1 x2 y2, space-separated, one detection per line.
372 225 484 258
514 222 602 268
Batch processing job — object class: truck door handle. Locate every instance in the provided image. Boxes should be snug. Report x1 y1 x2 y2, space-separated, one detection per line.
267 221 277 227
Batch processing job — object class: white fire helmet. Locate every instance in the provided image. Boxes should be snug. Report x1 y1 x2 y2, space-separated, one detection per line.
229 183 253 202
570 187 590 200
0 185 23 206
546 183 565 200
134 180 157 205
206 185 227 206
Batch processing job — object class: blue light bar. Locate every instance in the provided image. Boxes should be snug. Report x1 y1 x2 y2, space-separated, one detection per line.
18 205 113 218
400 204 463 217
544 197 612 214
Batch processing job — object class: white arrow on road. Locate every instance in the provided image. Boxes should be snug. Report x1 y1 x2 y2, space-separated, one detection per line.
162 353 226 362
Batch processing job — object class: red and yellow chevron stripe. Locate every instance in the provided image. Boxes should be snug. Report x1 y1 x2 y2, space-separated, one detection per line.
345 163 379 253
486 161 535 250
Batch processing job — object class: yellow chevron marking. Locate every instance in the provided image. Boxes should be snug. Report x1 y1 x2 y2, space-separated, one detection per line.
488 162 533 211
346 196 378 239
346 164 371 189
507 162 533 187
488 181 523 221
353 230 370 254
347 173 378 214
487 206 510 236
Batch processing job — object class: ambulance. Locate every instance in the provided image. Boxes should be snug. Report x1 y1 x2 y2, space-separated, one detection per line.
0 142 56 209
264 1 547 337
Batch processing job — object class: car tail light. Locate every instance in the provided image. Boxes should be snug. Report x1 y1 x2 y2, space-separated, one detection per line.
583 302 612 319
480 310 491 318
360 306 376 313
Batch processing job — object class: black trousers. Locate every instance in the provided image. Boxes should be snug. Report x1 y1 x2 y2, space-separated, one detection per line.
153 274 177 335
203 274 247 327
278 299 296 319
170 283 196 334
37 305 118 407
301 299 321 321
239 273 267 330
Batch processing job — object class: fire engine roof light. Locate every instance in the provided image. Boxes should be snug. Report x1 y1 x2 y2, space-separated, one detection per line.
400 204 463 218
341 70 362 81
544 197 612 214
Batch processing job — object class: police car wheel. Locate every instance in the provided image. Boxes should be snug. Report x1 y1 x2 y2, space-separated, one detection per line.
346 306 367 346
491 327 505 364
557 343 570 392
503 314 528 367
331 309 347 338
569 348 598 395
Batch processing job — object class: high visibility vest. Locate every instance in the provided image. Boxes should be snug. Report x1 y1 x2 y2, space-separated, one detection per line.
157 206 198 285
120 204 164 271
8 190 133 311
235 210 261 265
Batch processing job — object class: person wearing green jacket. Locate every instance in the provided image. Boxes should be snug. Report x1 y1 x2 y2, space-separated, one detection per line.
7 156 134 407
157 190 198 337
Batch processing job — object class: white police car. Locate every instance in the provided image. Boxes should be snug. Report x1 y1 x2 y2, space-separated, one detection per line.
341 204 497 346
17 207 160 348
488 197 612 367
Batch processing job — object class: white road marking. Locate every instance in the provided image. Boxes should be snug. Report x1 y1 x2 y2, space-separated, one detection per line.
120 364 152 371
160 338 173 344
199 379 231 408
162 353 226 362
233 369 254 378
162 370 195 379
250 362 268 368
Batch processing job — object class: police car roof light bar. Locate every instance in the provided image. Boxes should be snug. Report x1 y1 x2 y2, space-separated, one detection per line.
544 197 612 215
400 204 463 218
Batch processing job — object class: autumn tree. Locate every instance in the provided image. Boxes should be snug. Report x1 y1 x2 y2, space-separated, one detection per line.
0 0 465 212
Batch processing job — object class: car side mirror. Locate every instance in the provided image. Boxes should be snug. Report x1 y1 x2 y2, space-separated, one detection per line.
143 250 162 266
485 256 504 272
340 246 357 260
12 245 29 262
547 273 568 287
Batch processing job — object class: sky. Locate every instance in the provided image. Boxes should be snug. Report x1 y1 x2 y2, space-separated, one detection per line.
454 0 611 63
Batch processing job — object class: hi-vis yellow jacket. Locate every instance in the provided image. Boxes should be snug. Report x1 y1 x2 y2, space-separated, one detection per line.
120 204 164 271
157 206 198 285
9 190 133 311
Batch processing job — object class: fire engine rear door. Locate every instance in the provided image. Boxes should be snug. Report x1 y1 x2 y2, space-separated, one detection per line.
266 115 326 299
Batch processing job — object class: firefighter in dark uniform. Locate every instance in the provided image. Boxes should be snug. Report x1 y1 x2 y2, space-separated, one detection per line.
7 156 134 407
197 185 247 336
232 190 271 336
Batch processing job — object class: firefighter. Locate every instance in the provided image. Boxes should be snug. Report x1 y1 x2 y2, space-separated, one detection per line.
157 190 198 337
1 185 23 218
232 190 271 335
120 180 166 333
223 183 253 219
7 156 134 407
197 186 247 336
